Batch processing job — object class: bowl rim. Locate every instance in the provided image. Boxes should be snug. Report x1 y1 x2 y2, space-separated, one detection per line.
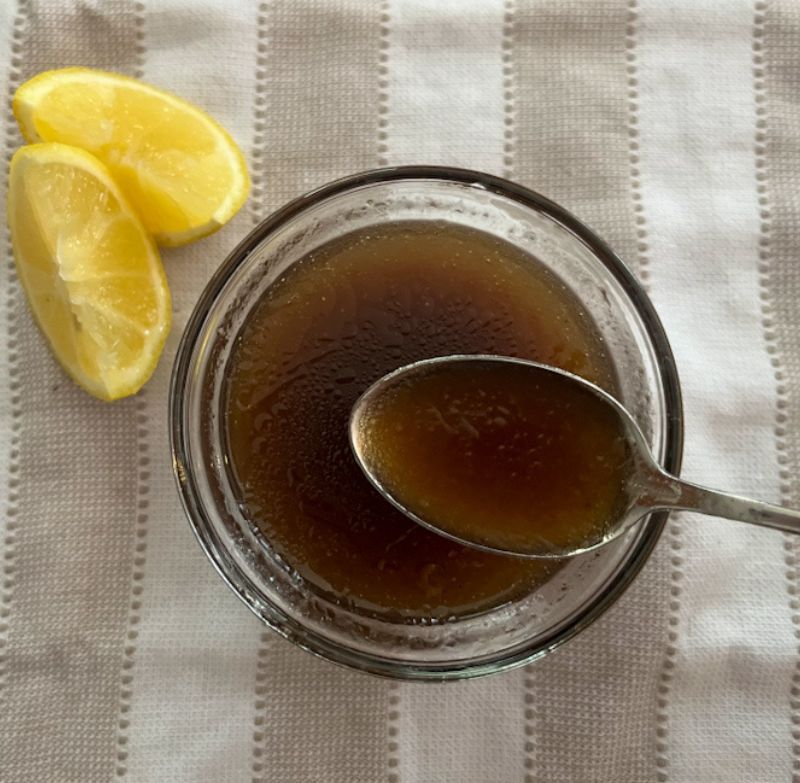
169 165 684 680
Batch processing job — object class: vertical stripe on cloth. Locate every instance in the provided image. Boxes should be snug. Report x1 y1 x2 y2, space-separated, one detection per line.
384 0 506 173
761 7 800 505
513 2 669 780
0 2 145 781
382 2 528 782
113 4 147 776
0 0 23 474
756 0 800 774
395 676 528 783
120 3 262 782
0 0 25 688
637 0 792 780
249 3 390 783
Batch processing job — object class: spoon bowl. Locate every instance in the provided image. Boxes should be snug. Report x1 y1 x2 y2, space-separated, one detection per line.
350 355 800 558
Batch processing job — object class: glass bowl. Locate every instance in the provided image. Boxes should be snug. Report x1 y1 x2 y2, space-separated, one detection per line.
169 166 683 680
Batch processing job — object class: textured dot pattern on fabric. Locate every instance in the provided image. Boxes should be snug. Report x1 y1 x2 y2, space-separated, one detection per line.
0 1 799 781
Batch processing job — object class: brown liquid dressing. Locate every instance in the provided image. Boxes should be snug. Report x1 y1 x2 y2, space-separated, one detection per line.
356 361 630 557
225 221 618 617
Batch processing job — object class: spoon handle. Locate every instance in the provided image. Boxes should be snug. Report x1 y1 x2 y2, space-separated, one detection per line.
649 471 800 535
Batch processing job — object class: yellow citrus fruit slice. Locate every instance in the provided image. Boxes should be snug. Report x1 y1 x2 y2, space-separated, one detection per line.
7 143 171 401
13 67 250 246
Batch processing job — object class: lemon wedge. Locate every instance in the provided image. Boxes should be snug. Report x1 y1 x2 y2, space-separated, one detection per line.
13 68 250 246
7 143 171 401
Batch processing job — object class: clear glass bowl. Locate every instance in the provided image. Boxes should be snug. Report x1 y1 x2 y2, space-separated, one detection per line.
169 167 683 680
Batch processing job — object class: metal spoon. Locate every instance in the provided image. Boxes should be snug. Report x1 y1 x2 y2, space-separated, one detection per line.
349 355 800 559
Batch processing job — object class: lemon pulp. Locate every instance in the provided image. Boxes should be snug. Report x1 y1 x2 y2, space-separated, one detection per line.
14 67 250 246
7 143 171 400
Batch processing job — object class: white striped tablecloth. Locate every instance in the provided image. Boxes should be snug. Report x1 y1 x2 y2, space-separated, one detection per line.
1 1 799 781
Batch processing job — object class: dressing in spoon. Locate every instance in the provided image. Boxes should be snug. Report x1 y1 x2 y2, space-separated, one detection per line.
349 355 800 558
